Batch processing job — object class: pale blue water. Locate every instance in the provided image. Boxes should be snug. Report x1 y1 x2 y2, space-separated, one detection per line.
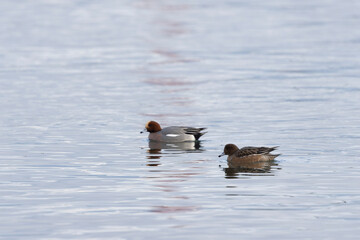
1 0 360 239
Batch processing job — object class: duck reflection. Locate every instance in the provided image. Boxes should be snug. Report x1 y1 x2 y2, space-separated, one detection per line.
146 141 203 163
223 161 279 178
146 147 161 166
149 140 201 151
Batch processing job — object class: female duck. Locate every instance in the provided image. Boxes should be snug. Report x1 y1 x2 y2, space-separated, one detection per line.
219 144 279 166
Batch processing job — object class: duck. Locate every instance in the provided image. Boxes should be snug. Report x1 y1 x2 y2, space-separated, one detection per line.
219 144 279 166
140 120 207 142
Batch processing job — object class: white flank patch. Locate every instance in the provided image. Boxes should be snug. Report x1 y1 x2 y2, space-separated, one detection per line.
166 134 179 137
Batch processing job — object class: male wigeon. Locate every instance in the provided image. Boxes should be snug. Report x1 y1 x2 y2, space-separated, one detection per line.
219 144 279 165
141 121 207 142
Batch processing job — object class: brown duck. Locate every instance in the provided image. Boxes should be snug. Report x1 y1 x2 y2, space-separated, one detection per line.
219 144 279 166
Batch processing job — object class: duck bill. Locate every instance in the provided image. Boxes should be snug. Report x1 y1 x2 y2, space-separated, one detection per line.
218 152 225 157
140 128 147 134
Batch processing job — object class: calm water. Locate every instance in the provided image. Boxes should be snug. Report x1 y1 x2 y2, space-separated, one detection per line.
1 0 360 239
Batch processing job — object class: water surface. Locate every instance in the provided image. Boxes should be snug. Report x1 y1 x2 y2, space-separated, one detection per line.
1 0 360 239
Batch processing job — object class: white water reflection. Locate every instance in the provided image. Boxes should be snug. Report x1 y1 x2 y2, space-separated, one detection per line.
148 140 202 151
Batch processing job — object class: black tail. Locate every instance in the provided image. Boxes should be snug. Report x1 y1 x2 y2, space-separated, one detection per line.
184 127 207 141
194 131 207 140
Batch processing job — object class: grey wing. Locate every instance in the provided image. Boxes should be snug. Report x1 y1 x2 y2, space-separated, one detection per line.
162 126 207 140
161 126 187 135
159 126 194 142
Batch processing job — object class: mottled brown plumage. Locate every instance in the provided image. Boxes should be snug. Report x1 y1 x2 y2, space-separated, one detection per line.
219 143 280 165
